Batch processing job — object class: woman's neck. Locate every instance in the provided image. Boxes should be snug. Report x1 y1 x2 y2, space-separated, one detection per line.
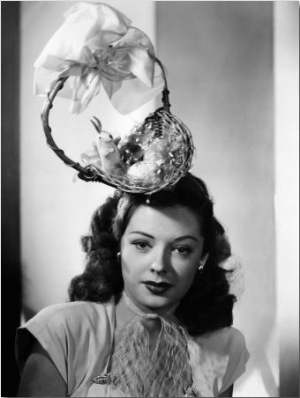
115 292 178 339
122 290 178 318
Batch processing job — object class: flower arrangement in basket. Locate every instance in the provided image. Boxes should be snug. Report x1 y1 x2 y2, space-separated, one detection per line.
36 3 194 194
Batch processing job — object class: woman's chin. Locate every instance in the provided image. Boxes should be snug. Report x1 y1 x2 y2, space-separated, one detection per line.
124 286 179 315
138 295 178 315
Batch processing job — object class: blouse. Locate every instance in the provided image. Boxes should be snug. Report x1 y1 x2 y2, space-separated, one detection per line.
16 300 250 397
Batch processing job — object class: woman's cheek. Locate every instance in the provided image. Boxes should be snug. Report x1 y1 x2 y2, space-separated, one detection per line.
178 264 198 290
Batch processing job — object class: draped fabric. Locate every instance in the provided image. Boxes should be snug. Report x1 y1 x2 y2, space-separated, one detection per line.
34 2 164 115
110 315 193 396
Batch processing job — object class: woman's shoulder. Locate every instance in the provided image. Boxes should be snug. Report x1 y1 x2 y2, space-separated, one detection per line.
197 326 247 355
28 300 114 327
16 300 115 373
16 300 116 395
188 327 250 396
32 299 112 316
18 300 116 344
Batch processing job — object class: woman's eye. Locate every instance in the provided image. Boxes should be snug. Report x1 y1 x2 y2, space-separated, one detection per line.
132 241 151 250
173 246 192 255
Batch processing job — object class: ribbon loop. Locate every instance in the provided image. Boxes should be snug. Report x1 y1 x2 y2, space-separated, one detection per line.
34 2 164 114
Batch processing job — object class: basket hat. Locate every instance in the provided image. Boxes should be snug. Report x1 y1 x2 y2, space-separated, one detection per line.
36 2 194 194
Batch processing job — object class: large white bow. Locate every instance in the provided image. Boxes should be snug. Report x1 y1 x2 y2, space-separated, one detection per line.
34 2 164 114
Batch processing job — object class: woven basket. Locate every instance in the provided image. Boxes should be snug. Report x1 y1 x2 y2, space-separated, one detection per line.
41 59 194 194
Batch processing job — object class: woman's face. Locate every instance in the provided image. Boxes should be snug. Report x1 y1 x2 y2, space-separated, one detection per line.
120 205 205 314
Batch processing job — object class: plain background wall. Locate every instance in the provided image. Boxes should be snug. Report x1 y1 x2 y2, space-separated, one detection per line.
19 1 298 397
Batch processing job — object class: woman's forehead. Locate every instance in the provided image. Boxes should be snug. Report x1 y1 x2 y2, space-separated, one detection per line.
125 205 203 238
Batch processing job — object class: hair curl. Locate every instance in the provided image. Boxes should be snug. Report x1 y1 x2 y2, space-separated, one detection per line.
69 173 237 336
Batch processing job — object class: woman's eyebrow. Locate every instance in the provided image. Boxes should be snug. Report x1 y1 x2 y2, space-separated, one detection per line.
174 235 199 242
129 231 155 239
129 232 199 242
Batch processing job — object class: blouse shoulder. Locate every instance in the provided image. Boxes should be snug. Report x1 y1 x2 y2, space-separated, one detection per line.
25 300 113 331
188 327 250 396
16 301 114 351
200 326 247 355
16 300 115 396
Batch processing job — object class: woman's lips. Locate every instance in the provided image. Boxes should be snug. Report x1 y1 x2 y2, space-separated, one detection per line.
143 281 172 295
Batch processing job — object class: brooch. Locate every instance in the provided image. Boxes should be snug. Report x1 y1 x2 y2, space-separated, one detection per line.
91 373 114 385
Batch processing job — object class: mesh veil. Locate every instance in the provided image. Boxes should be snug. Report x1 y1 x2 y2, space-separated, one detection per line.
109 313 194 397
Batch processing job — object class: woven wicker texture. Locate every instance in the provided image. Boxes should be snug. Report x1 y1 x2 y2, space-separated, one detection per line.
41 77 194 194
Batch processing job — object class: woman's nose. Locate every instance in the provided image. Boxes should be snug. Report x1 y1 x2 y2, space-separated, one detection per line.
150 249 170 274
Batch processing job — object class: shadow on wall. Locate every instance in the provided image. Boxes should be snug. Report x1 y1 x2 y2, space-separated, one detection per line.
1 2 22 396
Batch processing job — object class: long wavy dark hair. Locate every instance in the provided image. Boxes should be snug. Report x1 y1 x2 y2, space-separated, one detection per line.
69 173 237 336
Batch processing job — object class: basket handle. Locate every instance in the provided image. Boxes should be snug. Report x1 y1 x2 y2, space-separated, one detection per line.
41 77 101 181
40 59 170 182
155 57 171 112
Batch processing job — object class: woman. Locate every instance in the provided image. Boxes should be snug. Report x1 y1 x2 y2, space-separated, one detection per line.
16 173 249 397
